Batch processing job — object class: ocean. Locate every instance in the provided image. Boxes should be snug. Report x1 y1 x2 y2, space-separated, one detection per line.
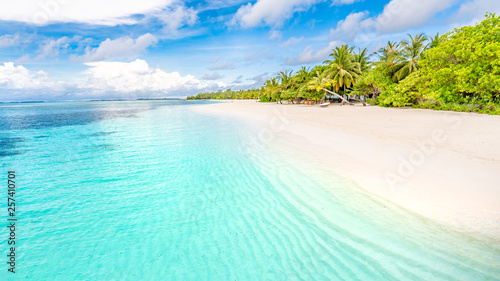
1 100 499 280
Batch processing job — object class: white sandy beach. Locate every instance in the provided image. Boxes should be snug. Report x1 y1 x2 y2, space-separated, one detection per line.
193 100 500 241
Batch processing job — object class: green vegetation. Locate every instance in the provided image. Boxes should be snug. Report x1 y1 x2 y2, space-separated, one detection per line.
188 14 500 114
187 88 262 100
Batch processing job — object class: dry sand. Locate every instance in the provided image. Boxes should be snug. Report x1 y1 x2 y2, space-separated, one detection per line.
193 100 500 240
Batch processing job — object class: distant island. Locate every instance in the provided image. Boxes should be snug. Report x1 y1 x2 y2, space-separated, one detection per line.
89 98 182 101
0 101 46 104
0 98 183 103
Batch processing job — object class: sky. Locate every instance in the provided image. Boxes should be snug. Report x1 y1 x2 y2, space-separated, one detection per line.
0 0 499 101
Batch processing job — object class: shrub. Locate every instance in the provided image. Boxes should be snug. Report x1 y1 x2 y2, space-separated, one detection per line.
419 13 500 105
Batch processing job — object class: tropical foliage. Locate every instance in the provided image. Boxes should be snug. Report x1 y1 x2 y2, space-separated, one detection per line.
188 14 500 114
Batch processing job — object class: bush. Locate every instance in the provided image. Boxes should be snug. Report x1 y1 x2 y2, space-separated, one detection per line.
354 65 394 97
413 101 500 115
419 13 500 104
377 72 422 107
375 14 500 115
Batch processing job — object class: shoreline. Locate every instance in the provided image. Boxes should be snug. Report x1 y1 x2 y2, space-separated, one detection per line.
192 100 500 241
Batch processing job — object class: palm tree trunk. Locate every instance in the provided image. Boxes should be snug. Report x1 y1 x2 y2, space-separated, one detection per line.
322 88 352 105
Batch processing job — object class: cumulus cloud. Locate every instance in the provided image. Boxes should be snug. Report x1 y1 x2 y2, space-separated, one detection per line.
0 0 174 26
0 34 19 48
231 0 364 28
451 0 500 24
279 36 304 48
327 0 460 44
31 34 157 63
329 12 370 41
152 3 198 33
231 0 321 28
0 62 71 101
35 36 81 60
0 0 199 33
82 59 225 95
78 34 157 62
0 60 226 101
373 0 458 33
286 40 342 65
0 62 56 89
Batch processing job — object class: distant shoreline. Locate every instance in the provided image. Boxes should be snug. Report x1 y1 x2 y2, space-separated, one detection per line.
0 98 185 104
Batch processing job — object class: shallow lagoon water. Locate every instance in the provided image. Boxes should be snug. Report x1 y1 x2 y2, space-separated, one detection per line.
1 100 499 280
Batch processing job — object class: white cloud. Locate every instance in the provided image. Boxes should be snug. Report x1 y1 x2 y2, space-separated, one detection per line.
373 0 458 33
0 0 176 26
16 55 31 64
230 0 362 28
231 0 321 28
79 34 157 62
0 62 57 89
0 60 226 101
327 0 459 44
286 40 342 65
332 0 361 4
329 12 370 41
0 34 19 48
82 59 221 94
0 0 198 31
0 62 71 100
451 0 500 24
152 3 198 33
35 36 81 60
268 30 282 40
279 36 304 48
201 72 223 80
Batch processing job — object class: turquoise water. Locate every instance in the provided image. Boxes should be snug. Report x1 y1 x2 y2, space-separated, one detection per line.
1 100 499 280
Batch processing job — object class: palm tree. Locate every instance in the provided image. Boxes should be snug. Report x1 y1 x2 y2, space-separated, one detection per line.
264 77 279 90
276 70 294 103
427 33 443 49
278 70 294 91
390 33 428 82
308 71 352 104
264 77 280 102
354 48 370 73
377 41 399 60
323 45 362 95
308 71 331 92
290 67 311 103
294 66 311 84
374 41 401 81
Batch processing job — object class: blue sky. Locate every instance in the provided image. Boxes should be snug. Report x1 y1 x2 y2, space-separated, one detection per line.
0 0 498 101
